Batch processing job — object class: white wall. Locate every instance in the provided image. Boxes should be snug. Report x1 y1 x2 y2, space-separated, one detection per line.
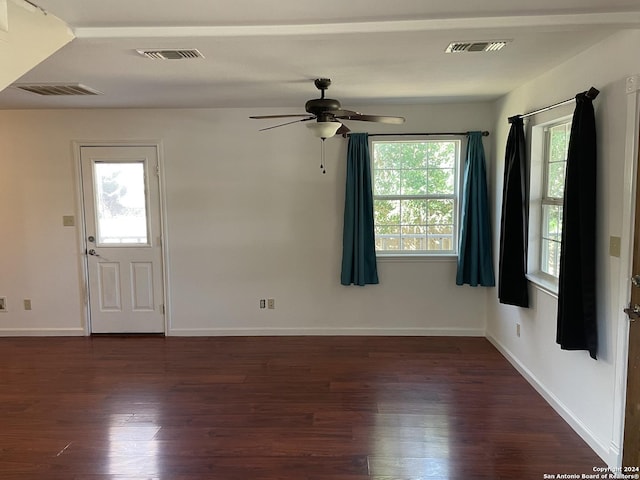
0 102 493 336
487 29 640 465
0 0 74 91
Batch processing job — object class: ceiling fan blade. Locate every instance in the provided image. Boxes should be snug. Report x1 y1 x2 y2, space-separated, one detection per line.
258 117 315 131
331 109 360 117
250 114 312 119
335 112 406 124
336 124 351 136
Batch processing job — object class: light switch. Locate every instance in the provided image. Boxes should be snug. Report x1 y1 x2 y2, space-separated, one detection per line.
609 236 621 258
62 215 75 227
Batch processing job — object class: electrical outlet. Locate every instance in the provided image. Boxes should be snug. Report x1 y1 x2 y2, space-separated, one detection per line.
516 323 521 337
24 299 32 311
259 299 266 309
0 297 6 311
267 298 275 309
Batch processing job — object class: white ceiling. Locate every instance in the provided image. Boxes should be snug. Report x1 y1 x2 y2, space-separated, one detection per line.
0 0 639 109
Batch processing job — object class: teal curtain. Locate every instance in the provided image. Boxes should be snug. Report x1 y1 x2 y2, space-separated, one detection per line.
456 132 495 287
341 133 379 286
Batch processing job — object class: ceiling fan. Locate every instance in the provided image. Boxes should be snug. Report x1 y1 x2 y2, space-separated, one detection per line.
250 78 406 138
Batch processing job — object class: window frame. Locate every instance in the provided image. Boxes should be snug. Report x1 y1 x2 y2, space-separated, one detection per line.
370 136 464 258
527 116 572 295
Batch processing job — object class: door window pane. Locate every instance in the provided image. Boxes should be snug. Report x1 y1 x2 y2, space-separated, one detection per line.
94 162 149 245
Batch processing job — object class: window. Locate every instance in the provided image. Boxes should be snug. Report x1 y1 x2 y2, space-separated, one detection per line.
527 117 571 293
540 121 571 276
93 161 150 245
372 138 461 255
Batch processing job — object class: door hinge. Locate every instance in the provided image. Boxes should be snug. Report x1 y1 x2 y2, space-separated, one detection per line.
161 304 165 314
155 165 160 177
625 304 640 322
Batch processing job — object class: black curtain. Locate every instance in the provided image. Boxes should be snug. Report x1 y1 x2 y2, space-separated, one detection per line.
498 116 529 307
557 93 598 359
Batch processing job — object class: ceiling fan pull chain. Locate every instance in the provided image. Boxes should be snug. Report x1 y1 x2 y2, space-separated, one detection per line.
320 139 326 174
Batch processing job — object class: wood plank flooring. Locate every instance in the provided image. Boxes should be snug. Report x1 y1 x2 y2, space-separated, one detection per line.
0 336 604 479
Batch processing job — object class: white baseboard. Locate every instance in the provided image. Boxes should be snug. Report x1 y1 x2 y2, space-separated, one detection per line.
168 327 486 337
0 326 485 337
609 440 621 465
486 334 612 465
0 328 86 336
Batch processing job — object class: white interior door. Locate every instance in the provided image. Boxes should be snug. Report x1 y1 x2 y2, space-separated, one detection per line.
80 145 165 333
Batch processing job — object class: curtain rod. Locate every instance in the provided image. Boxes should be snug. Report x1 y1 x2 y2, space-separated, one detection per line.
510 86 599 123
344 130 490 138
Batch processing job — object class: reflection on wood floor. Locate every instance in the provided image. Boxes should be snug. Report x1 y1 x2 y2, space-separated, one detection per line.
0 336 604 479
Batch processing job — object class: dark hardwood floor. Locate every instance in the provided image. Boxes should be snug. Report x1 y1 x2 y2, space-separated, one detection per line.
0 336 604 479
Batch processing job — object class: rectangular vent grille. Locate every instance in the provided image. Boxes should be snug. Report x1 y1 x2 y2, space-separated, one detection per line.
13 83 103 96
136 49 204 60
445 41 510 53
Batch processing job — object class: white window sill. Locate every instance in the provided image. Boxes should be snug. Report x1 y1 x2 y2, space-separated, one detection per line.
376 254 458 263
526 272 559 298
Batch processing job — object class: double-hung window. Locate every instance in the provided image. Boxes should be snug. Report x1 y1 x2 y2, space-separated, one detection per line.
371 138 461 256
540 121 571 277
528 117 571 292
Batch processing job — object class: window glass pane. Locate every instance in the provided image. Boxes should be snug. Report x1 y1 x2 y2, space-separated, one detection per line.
541 238 561 277
541 239 552 274
402 142 429 169
542 205 562 240
94 162 149 245
427 199 454 226
553 241 562 276
374 199 400 226
374 142 424 170
427 225 454 251
401 225 426 250
401 169 428 195
549 124 568 162
541 204 563 276
375 226 400 251
374 169 401 195
545 122 569 198
546 162 566 198
427 141 456 168
400 199 427 225
428 168 455 195
376 224 401 235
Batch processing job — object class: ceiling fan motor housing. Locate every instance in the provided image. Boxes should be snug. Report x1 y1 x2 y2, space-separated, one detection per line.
305 77 341 118
305 98 341 117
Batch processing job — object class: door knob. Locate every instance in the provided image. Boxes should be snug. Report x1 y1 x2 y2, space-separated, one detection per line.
632 275 640 287
87 249 98 256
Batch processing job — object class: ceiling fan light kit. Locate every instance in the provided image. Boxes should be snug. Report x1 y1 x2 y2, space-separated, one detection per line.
306 121 342 139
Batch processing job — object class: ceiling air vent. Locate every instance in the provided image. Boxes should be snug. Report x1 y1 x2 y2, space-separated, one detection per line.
136 49 204 60
445 40 510 53
13 83 103 96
